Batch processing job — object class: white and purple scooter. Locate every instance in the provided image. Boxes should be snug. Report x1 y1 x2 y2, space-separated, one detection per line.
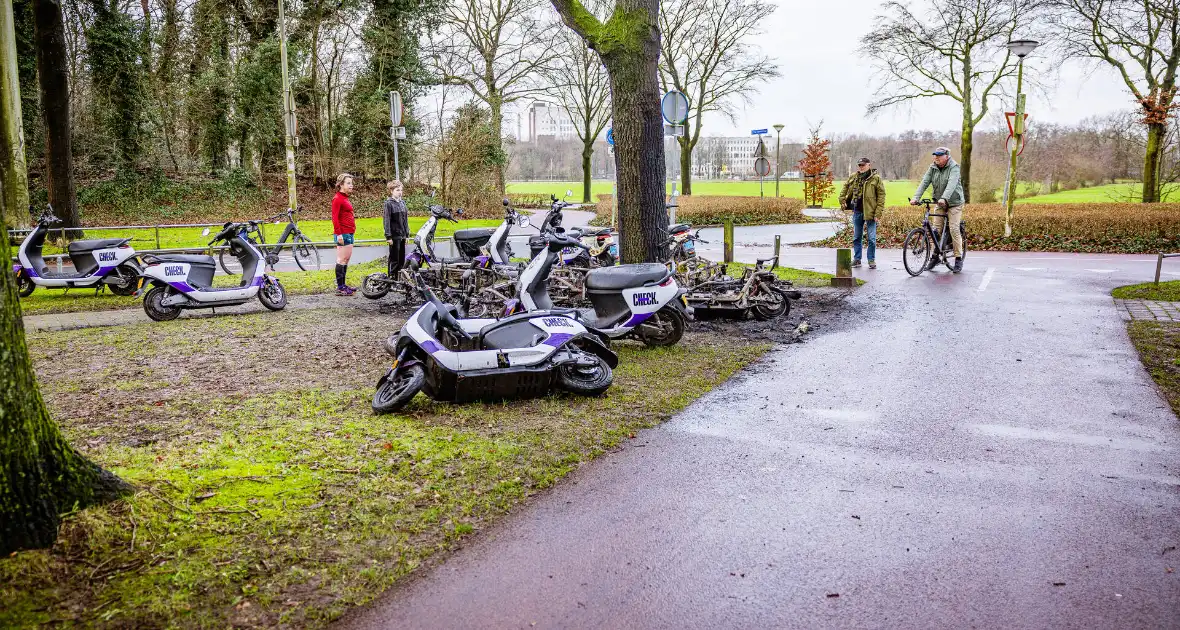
12 207 141 297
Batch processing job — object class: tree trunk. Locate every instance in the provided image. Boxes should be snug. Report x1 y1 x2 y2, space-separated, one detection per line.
0 225 131 556
1143 122 1165 203
581 142 593 203
959 119 973 204
32 0 79 236
488 93 506 194
1 0 30 228
679 136 693 195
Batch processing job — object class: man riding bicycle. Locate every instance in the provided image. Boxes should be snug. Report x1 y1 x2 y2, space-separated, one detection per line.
911 147 965 273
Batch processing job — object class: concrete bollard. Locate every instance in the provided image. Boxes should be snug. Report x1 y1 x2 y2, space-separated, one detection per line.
832 247 857 287
723 218 734 263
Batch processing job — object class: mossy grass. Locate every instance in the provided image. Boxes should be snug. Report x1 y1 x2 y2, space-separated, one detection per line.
1112 280 1180 302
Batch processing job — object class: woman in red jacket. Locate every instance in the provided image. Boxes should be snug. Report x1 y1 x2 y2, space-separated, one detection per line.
331 173 356 295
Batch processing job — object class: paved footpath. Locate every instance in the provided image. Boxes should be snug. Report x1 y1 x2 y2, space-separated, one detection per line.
340 249 1180 629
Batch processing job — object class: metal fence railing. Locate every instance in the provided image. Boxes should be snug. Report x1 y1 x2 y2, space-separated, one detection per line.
1154 252 1180 286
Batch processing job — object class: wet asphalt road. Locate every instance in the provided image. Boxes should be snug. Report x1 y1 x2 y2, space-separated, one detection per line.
339 250 1180 630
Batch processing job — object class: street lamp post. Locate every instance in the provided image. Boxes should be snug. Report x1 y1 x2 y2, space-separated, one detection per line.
773 124 784 198
1002 38 1039 238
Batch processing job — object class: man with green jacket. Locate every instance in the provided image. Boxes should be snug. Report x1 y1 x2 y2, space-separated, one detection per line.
911 146 965 273
839 157 886 269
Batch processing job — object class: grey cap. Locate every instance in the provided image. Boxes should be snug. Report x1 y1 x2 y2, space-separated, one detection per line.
932 147 950 156
857 157 871 165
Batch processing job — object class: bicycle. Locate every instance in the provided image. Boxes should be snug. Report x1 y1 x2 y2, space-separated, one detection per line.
902 198 968 277
217 207 320 274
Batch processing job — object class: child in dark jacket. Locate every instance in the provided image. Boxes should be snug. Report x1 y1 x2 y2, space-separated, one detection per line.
383 180 410 278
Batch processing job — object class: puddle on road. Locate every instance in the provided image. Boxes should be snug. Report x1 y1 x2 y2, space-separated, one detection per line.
969 423 1170 452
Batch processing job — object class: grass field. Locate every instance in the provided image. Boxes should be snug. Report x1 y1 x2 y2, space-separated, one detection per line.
1113 280 1180 301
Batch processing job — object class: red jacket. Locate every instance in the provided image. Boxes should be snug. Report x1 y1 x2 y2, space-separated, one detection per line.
331 192 355 235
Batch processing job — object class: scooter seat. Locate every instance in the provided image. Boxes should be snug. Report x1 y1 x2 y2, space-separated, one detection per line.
453 228 494 241
151 254 216 266
584 263 669 290
668 223 691 234
67 238 130 253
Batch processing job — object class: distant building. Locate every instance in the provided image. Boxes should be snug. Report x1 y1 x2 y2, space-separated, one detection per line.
528 101 577 140
687 136 798 179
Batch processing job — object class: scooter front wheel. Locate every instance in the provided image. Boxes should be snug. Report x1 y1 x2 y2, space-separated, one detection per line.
372 364 426 414
555 352 613 396
638 307 685 347
143 286 181 322
361 273 391 299
17 273 34 297
259 278 287 311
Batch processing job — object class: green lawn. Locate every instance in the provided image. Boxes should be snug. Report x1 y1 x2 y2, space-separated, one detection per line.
1112 280 1180 301
1126 321 1180 418
509 180 920 208
2 308 768 627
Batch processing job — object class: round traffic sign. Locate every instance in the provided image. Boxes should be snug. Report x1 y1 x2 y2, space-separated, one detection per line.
754 156 771 177
661 91 688 125
606 128 614 146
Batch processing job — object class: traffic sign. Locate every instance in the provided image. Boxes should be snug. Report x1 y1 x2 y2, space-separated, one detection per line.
661 91 689 125
389 91 403 127
606 128 614 146
754 157 771 177
751 128 768 135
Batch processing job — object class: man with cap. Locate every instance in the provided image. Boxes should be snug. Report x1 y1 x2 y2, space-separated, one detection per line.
911 147 965 273
839 157 886 269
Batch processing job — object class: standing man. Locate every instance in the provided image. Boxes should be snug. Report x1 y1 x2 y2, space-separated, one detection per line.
383 180 410 279
839 157 886 269
911 147 965 273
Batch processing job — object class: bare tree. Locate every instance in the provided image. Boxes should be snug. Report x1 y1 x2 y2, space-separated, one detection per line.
1051 0 1180 202
861 0 1036 202
546 24 611 202
550 0 668 263
427 0 556 193
659 0 778 194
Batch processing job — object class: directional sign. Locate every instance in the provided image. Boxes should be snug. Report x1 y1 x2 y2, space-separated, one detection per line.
661 91 689 125
751 128 768 135
389 91 404 127
606 128 614 146
754 156 771 177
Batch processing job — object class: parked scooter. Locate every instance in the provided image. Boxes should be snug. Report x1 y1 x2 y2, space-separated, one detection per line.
485 198 530 265
136 222 287 321
13 206 141 297
372 274 618 414
510 228 691 347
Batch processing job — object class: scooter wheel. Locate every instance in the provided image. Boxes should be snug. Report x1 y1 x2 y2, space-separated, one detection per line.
143 286 181 322
555 352 613 396
361 273 391 299
639 307 685 347
259 278 287 311
372 364 426 414
17 274 35 297
107 264 140 297
752 286 790 321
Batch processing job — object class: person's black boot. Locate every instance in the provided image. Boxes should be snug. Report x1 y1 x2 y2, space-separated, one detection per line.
953 257 963 273
925 256 940 271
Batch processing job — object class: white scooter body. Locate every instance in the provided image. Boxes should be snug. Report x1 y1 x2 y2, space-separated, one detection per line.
15 214 139 289
138 225 276 309
404 310 593 371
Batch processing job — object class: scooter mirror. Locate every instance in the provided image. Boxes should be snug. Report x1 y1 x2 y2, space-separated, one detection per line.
201 228 211 237
565 189 573 198
502 198 510 206
518 215 530 227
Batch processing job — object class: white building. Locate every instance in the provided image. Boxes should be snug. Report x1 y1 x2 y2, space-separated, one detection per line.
689 136 776 179
528 101 578 140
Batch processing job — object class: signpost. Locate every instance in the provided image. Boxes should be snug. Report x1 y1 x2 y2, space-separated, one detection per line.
607 127 617 229
389 91 405 181
662 91 689 223
754 156 771 198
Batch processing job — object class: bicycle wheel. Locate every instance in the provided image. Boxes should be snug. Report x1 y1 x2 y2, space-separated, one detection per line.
902 228 931 277
218 247 241 275
942 222 968 271
292 234 321 271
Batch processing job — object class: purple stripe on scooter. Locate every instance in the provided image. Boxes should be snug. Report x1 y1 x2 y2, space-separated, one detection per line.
543 333 574 347
623 312 653 328
421 340 443 354
251 275 265 287
167 281 196 293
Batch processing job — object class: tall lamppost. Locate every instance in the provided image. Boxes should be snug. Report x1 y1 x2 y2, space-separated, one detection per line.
773 123 784 197
1002 38 1039 237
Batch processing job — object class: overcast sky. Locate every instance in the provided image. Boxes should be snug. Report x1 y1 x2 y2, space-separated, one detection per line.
695 0 1137 141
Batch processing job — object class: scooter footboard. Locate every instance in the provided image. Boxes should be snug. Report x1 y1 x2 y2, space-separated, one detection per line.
427 361 556 403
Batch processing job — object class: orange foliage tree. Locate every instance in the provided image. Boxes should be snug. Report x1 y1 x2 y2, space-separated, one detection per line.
798 123 834 207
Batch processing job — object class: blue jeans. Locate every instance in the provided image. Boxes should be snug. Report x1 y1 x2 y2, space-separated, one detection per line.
852 212 877 262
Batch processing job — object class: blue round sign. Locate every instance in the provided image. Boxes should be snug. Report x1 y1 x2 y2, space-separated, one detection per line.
606 128 614 146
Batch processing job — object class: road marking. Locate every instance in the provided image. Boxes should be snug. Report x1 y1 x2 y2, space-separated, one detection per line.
1165 271 1180 277
1013 267 1046 271
1086 269 1117 273
978 267 995 291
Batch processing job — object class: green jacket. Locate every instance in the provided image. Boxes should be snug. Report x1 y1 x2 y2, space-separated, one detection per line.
914 159 964 207
839 169 886 220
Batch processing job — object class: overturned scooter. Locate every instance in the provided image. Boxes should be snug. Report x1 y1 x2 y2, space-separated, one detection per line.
372 274 618 414
136 222 288 321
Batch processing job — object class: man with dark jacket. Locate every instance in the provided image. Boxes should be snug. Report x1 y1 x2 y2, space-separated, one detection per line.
383 180 410 278
839 157 886 269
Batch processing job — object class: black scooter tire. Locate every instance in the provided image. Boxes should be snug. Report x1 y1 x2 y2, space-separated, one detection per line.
372 364 426 414
17 274 34 297
361 273 391 299
555 353 613 396
639 307 685 347
752 285 790 321
107 264 140 297
258 278 287 311
143 286 182 322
